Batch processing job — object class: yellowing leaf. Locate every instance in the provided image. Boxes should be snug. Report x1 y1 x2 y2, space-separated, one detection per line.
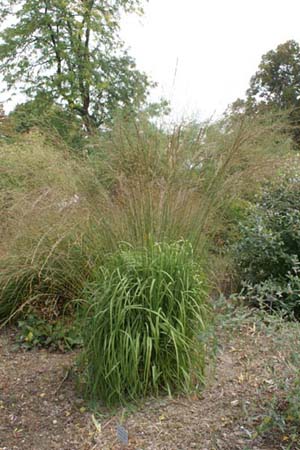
263 416 271 424
238 373 244 383
25 331 33 342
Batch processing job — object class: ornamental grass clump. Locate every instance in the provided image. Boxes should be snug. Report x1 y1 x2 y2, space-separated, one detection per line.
82 241 210 405
0 131 100 322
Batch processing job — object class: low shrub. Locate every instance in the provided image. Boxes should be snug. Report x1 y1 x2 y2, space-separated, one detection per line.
17 313 82 351
81 241 210 405
237 271 300 319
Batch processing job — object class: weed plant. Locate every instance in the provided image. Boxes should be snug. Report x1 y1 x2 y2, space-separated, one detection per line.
17 313 82 351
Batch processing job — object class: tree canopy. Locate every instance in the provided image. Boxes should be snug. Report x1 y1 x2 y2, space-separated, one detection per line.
247 40 300 110
227 41 300 147
0 0 150 130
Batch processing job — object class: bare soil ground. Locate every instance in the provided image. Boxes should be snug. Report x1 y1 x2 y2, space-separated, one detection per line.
1 309 299 450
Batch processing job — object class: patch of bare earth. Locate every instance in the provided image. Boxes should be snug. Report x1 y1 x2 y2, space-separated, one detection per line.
0 314 299 450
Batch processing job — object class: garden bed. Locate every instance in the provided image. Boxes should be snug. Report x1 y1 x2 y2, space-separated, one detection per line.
1 308 298 449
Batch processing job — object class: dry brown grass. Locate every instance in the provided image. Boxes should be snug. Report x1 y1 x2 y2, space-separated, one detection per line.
0 112 293 321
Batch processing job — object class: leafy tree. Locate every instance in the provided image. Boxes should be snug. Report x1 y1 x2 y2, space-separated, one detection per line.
0 0 150 131
247 40 300 108
246 40 300 146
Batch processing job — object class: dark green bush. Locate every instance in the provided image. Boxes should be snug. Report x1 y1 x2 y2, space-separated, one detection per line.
235 182 300 282
81 241 210 405
235 215 289 283
9 95 86 152
234 181 300 316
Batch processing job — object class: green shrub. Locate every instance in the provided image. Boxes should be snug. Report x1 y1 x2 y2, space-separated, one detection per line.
235 182 300 284
234 180 300 317
237 273 300 319
81 241 210 405
9 95 86 152
235 215 289 283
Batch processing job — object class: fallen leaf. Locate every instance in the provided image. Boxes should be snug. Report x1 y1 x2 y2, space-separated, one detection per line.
92 414 101 433
230 400 239 406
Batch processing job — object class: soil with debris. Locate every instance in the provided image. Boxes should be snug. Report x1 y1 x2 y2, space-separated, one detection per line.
0 311 299 450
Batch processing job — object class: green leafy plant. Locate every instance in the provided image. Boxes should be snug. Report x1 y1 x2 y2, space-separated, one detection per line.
236 263 300 319
235 214 290 284
81 240 210 405
17 313 82 351
233 180 300 317
0 0 150 130
235 180 300 282
9 95 87 152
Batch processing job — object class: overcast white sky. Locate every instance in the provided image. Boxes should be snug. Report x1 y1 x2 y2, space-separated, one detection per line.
121 0 300 120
